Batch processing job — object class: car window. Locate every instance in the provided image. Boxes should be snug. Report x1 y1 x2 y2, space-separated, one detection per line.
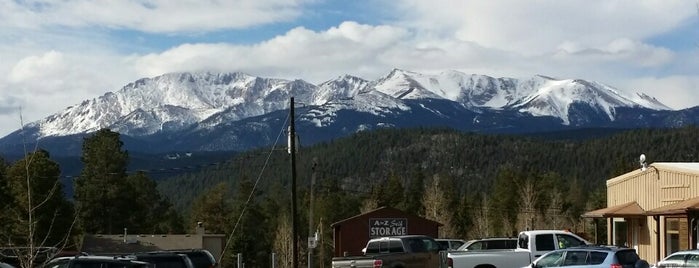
437 241 450 249
686 255 699 267
489 239 517 249
563 251 588 266
405 238 427 252
536 234 556 251
365 241 380 254
536 251 565 267
519 233 530 249
556 234 584 249
451 240 465 249
615 250 640 265
468 241 484 250
422 238 440 252
180 252 213 268
589 252 608 264
388 240 403 253
506 239 518 249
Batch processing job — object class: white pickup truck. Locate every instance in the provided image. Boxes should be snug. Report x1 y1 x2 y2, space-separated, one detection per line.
447 230 590 268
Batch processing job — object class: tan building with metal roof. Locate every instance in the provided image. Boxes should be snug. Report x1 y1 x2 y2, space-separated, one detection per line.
583 162 699 264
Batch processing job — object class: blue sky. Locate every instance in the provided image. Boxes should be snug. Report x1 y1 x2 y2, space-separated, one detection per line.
0 0 698 137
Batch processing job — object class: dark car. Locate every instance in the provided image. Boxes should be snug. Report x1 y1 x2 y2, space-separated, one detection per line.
529 245 649 268
162 250 216 268
44 255 152 268
131 253 194 268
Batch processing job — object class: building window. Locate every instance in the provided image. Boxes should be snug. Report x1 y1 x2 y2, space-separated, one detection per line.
614 219 628 247
666 218 680 255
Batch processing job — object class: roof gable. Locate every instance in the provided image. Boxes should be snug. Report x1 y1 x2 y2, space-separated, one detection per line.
582 201 646 218
607 162 699 186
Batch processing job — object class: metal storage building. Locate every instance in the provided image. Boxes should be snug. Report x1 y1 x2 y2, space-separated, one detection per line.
330 206 442 257
583 162 699 264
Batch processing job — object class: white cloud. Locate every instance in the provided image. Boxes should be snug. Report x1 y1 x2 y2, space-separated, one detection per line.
553 38 675 67
0 49 137 135
620 76 699 110
0 0 697 137
131 21 411 82
1 0 309 33
390 0 695 55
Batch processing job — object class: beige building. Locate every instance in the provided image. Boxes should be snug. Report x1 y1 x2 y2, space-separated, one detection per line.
81 225 225 262
583 162 699 264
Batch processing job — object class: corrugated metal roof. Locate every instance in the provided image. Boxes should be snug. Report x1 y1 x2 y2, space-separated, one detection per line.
646 196 699 215
607 162 699 187
652 163 699 174
582 201 646 218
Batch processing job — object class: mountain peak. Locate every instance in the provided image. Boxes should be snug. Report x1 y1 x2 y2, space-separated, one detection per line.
12 69 675 141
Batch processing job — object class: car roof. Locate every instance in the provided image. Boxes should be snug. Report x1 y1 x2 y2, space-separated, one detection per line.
521 230 577 235
48 255 151 265
565 245 632 251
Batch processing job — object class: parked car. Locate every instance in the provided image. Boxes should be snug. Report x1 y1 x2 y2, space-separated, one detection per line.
131 252 195 268
527 245 649 268
447 230 589 268
655 249 699 268
162 249 217 268
0 262 14 268
44 255 152 268
436 239 467 250
456 237 518 251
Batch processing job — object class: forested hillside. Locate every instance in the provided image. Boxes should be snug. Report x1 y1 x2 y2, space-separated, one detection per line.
3 126 698 267
157 126 699 241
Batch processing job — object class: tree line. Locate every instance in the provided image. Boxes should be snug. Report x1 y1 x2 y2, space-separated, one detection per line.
2 126 699 267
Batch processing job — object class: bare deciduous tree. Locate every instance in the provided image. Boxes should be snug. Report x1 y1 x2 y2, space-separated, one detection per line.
273 214 293 268
1 111 79 268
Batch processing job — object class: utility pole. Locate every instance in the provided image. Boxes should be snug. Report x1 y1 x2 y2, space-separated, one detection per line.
308 158 318 268
289 97 299 268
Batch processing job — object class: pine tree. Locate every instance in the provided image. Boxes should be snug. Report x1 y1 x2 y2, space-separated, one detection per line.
228 176 270 267
0 158 13 241
489 168 520 236
381 172 405 209
122 171 182 234
4 150 76 267
189 183 232 234
404 168 426 215
74 129 129 234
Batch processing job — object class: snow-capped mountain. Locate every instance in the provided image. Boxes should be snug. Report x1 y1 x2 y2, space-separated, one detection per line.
0 69 692 155
372 69 671 124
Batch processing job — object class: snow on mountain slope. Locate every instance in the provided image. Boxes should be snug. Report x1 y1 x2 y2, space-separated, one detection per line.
372 70 670 124
34 72 321 137
374 69 532 108
511 77 671 124
22 69 672 140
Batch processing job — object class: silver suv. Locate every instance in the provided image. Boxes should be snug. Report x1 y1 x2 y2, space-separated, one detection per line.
529 245 650 268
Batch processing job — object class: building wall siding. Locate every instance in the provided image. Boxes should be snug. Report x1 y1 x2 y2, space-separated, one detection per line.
604 166 699 264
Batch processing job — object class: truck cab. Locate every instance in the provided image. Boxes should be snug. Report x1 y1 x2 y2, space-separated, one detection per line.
516 230 589 259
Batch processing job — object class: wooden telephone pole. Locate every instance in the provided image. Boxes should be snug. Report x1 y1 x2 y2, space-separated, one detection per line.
289 97 299 268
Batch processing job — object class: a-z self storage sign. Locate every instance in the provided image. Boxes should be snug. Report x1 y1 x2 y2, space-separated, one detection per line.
369 218 407 237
